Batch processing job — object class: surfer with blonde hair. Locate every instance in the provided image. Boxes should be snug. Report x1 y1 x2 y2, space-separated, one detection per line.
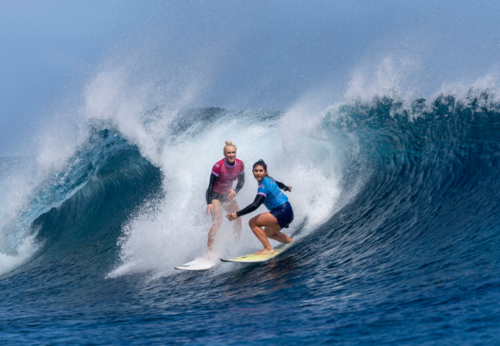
206 141 245 251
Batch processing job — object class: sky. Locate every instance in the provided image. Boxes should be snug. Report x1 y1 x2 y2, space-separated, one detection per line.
1 0 500 156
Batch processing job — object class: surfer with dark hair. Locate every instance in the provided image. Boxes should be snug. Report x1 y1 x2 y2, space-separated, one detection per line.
226 160 293 255
206 141 245 251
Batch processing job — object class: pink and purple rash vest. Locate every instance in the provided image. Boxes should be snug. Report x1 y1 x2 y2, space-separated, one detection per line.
211 158 245 194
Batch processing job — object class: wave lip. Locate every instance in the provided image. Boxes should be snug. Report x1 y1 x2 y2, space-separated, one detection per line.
0 127 161 276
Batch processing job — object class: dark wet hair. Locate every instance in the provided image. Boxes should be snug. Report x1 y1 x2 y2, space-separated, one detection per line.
252 159 267 171
253 160 272 179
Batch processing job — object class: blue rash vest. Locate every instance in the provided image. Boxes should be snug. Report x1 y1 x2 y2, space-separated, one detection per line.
257 176 289 210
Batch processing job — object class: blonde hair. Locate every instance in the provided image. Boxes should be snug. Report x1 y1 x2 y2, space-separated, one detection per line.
223 141 237 152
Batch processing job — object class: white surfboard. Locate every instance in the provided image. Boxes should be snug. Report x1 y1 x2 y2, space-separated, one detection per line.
220 245 290 263
175 255 216 271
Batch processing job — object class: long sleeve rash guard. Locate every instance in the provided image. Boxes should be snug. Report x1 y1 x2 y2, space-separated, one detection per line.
206 172 245 204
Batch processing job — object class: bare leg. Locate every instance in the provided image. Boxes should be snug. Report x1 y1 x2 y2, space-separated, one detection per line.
224 199 241 240
264 227 293 244
249 212 293 255
208 199 222 251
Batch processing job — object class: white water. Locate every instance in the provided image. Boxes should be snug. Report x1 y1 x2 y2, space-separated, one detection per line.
82 64 356 278
105 109 350 277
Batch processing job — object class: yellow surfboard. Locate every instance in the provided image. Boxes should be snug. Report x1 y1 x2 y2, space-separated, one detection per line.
220 246 289 263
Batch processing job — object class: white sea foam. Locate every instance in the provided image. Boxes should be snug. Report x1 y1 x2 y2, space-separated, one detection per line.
104 90 354 278
0 235 38 276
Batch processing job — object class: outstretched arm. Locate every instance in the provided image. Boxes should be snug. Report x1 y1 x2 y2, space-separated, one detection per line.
236 194 265 217
226 194 265 221
276 180 292 192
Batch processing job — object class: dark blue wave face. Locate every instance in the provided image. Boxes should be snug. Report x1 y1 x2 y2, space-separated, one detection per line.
2 95 500 345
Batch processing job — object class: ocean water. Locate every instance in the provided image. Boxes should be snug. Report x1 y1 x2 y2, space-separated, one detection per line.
2 90 500 345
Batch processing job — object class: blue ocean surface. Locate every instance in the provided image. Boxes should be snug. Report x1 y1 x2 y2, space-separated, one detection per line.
2 94 500 345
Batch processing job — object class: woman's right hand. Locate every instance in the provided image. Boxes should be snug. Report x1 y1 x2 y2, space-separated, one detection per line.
206 204 213 215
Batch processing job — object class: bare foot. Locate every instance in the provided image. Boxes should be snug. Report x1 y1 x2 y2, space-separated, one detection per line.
255 248 274 255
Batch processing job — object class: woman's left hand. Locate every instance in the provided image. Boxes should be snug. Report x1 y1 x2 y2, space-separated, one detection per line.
226 212 238 221
227 190 236 199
